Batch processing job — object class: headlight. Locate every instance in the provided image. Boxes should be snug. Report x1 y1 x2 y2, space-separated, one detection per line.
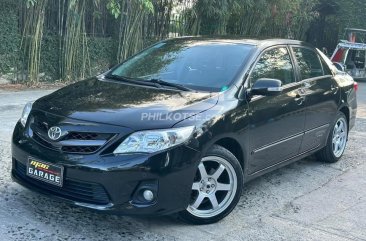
113 126 195 154
20 102 33 127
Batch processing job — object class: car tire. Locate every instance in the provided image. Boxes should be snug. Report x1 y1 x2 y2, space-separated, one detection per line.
178 144 244 225
316 112 348 163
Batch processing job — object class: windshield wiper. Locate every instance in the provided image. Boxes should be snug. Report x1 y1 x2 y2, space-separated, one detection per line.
147 78 191 91
104 74 159 88
105 74 191 91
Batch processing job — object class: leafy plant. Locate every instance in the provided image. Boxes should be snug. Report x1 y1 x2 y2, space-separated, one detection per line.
107 0 121 18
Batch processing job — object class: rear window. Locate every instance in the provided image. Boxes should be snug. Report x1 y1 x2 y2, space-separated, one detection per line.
346 49 366 69
293 48 324 79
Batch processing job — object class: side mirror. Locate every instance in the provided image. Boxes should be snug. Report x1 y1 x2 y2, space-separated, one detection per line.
250 78 283 97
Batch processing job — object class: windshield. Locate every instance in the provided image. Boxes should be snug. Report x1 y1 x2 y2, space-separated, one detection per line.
110 39 254 92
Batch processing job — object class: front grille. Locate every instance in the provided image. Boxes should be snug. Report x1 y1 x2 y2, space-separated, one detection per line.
66 132 100 140
14 160 110 205
29 114 114 154
32 132 57 150
34 120 48 132
62 146 100 153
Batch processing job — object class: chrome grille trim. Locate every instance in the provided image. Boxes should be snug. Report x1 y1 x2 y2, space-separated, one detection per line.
58 139 107 147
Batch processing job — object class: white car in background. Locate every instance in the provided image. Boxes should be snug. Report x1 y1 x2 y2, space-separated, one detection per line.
331 28 366 80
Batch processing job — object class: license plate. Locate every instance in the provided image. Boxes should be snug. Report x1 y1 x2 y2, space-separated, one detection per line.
26 157 64 187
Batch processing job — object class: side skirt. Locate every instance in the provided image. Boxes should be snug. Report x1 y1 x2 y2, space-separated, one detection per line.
244 144 325 183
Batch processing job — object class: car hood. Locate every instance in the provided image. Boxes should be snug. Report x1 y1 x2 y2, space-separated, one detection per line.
33 77 219 130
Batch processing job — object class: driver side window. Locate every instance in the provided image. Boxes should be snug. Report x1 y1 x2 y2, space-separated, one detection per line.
250 47 295 87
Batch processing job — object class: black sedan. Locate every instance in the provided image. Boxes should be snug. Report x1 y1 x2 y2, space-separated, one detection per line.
11 37 357 224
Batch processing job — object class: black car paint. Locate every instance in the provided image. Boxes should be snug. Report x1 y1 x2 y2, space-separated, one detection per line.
33 78 219 130
11 38 357 216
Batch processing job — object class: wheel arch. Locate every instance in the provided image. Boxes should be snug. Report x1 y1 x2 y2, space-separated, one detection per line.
213 137 245 171
339 105 350 131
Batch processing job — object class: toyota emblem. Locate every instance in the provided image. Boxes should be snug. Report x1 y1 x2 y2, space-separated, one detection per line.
48 126 62 141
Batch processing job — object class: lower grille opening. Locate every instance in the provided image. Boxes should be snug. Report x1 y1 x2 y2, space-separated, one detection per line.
14 159 110 205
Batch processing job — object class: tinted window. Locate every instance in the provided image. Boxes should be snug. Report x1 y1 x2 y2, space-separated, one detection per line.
293 48 323 79
111 40 254 92
250 47 295 86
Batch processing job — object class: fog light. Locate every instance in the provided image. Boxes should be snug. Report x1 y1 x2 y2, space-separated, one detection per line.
143 190 154 201
131 180 158 205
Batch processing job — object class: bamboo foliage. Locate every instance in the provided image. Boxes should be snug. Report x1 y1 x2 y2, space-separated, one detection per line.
152 0 174 39
229 0 270 36
21 0 173 82
187 0 318 39
190 0 232 35
62 0 91 81
117 0 149 62
19 0 365 83
22 0 48 83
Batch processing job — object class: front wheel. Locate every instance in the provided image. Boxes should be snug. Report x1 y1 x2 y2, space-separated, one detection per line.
316 112 348 163
178 145 244 224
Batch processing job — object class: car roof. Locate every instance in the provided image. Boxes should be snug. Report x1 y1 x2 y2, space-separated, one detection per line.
165 36 314 49
337 40 366 50
345 28 366 34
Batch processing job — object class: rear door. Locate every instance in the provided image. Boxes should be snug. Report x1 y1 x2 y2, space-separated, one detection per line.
291 46 340 153
247 46 306 174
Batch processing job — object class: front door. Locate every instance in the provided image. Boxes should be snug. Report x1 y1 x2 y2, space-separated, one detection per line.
247 47 306 174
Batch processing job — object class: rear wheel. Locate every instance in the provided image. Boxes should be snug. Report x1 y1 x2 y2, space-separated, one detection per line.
317 112 348 163
178 145 243 224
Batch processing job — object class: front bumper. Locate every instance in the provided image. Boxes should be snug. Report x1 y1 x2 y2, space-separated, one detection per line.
11 122 201 216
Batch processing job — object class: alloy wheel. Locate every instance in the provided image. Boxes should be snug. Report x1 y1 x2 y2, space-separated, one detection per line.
332 117 348 158
187 156 237 218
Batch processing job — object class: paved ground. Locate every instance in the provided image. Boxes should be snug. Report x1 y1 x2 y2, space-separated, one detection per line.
0 83 365 241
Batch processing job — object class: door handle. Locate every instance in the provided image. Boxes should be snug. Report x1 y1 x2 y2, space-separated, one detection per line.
295 92 305 105
331 85 339 94
295 94 305 101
